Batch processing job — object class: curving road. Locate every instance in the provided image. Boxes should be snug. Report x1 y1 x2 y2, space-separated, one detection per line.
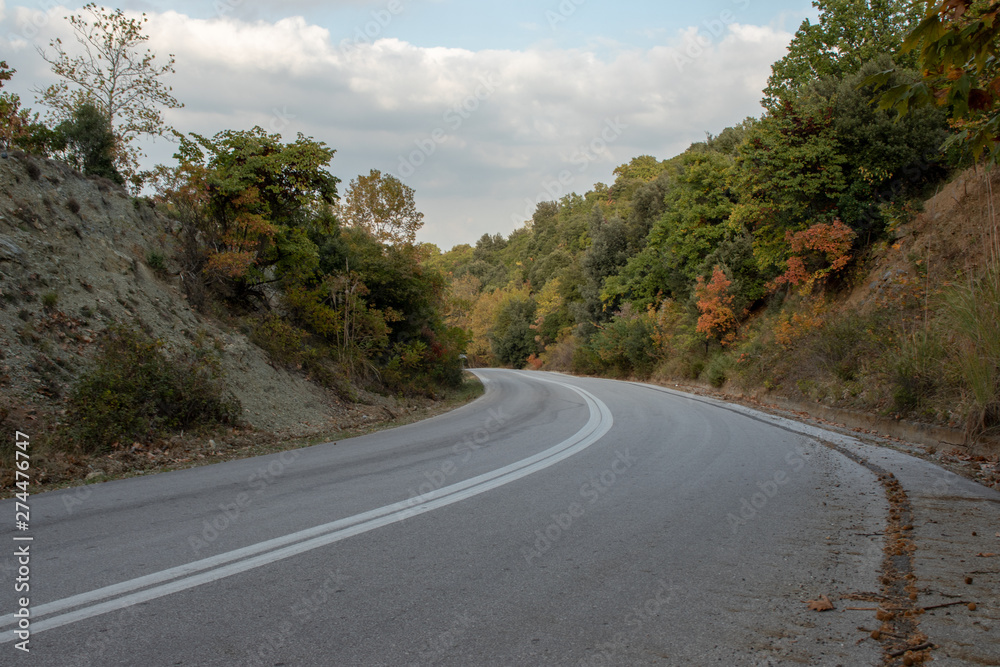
2 370 998 665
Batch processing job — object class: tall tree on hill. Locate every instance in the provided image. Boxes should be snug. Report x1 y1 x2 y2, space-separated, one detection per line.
36 3 183 186
340 169 424 245
764 0 921 107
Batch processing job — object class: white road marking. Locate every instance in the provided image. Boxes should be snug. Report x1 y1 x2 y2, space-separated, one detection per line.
0 374 612 641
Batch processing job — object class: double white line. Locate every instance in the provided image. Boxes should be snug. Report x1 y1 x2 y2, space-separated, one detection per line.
1 374 613 641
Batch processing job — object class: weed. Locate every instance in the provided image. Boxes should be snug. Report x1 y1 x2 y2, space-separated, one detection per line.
942 267 1000 436
891 327 944 413
67 198 81 215
41 292 58 310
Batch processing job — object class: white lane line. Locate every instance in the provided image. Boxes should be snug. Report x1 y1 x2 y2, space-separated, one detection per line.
1 375 612 641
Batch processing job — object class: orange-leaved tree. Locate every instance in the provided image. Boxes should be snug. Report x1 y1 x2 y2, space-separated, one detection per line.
770 219 856 294
694 265 739 346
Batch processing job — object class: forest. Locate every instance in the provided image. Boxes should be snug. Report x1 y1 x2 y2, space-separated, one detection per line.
1 0 999 457
424 0 1000 441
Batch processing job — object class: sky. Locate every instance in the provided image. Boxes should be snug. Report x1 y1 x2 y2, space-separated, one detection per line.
0 0 817 250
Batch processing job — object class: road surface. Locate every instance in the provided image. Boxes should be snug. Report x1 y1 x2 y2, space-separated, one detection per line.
2 370 998 665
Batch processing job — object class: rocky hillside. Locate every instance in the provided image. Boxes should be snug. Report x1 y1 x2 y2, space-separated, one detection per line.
0 152 436 487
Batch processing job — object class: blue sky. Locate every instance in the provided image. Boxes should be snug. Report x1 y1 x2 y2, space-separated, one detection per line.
1 1 817 248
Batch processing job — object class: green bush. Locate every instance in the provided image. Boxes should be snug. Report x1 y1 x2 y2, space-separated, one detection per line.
704 353 733 388
250 315 309 366
146 249 167 273
64 325 241 452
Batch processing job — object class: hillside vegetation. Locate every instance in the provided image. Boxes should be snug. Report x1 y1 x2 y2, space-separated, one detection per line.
426 0 1000 465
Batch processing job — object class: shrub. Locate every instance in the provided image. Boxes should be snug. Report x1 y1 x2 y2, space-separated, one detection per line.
250 315 309 366
23 158 41 181
146 249 167 273
63 325 241 452
704 353 733 388
67 198 81 215
41 292 58 310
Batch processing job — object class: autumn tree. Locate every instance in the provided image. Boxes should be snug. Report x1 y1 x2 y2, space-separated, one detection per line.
36 3 182 183
0 62 30 151
340 169 424 244
159 127 339 301
770 219 856 294
694 265 738 346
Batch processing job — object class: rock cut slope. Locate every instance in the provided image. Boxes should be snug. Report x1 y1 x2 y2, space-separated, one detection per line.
0 152 383 453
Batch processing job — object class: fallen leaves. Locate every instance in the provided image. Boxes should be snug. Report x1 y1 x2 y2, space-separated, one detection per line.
807 594 835 612
975 552 997 558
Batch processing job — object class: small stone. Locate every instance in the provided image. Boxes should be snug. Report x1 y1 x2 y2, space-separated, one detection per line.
968 602 977 611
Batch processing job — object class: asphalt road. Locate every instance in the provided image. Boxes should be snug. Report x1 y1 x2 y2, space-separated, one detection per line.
1 370 996 666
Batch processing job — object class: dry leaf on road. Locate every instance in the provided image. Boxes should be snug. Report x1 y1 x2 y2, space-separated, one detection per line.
807 594 835 611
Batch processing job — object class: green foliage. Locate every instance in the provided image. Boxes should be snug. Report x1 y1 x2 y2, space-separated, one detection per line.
41 292 59 310
764 0 920 106
164 127 339 299
731 98 847 272
489 293 537 367
64 325 240 452
704 353 734 388
57 103 122 184
589 304 657 378
870 0 1000 163
146 249 166 273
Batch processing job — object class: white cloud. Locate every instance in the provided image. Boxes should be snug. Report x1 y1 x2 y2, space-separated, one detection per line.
0 7 792 248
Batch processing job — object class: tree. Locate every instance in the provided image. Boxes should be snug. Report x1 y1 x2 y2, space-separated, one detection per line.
694 266 738 346
340 169 424 244
764 0 921 106
58 102 122 183
731 98 847 272
870 0 1000 163
160 127 339 300
0 62 31 151
36 3 182 182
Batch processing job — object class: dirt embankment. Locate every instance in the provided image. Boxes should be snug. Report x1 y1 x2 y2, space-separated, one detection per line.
0 152 469 491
